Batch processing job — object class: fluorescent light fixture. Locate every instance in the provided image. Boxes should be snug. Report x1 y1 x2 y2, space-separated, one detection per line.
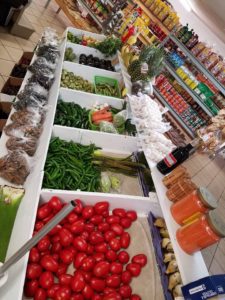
179 0 192 12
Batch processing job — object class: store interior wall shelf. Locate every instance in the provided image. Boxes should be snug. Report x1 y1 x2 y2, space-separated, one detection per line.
154 87 195 138
170 35 225 96
78 0 103 29
151 167 209 284
135 0 170 35
164 61 214 117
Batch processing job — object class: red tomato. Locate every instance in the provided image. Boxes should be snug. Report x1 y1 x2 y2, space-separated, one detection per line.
59 274 73 286
55 286 71 300
113 208 126 218
73 237 88 252
79 270 92 283
47 284 60 298
131 295 141 300
48 196 62 212
86 244 94 255
93 261 110 278
90 215 103 225
132 254 147 267
81 231 89 241
90 278 106 292
103 288 115 295
67 212 79 224
121 271 132 284
82 206 94 220
94 202 109 215
60 249 74 265
120 232 130 249
39 250 50 257
37 236 50 252
98 223 110 233
106 216 120 224
43 214 54 224
126 263 141 277
103 292 121 300
106 274 121 288
39 271 54 289
40 255 59 272
93 252 105 263
71 272 85 293
37 204 51 220
92 295 103 300
81 257 95 271
26 263 42 279
95 242 108 253
51 242 62 254
51 235 60 243
34 288 47 300
126 211 137 221
110 262 123 274
104 231 116 242
49 224 62 236
70 220 85 234
59 228 73 247
89 231 104 245
29 248 40 263
35 221 44 231
56 263 68 277
118 251 130 264
70 295 84 300
120 218 132 229
110 224 124 236
82 284 94 299
52 254 59 261
84 223 95 233
102 211 109 218
74 200 83 214
109 238 121 251
73 253 87 269
119 285 132 298
105 250 117 262
24 279 39 297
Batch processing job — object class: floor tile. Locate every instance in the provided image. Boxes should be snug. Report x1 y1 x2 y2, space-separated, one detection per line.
5 46 23 63
15 37 35 52
0 59 14 76
0 76 5 91
0 45 11 60
29 32 41 44
0 33 21 49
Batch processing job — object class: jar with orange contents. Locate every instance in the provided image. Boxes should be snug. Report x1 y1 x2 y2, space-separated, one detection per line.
176 210 225 254
171 187 217 225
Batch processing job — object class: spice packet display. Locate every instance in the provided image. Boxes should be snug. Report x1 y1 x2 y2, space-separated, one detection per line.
0 151 30 185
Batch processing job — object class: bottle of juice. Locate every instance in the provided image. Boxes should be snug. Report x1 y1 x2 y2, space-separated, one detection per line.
181 29 194 44
176 24 189 39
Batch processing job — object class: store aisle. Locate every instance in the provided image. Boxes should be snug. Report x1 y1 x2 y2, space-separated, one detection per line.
0 0 73 91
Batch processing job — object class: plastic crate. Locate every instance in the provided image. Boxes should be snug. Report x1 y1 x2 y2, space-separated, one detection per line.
94 76 121 98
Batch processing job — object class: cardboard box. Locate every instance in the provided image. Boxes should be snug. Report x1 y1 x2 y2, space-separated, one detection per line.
10 64 28 78
18 51 34 65
0 102 12 132
1 77 23 102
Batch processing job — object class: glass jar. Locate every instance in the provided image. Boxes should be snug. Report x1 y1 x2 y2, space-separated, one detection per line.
166 178 197 202
176 210 225 254
171 187 217 225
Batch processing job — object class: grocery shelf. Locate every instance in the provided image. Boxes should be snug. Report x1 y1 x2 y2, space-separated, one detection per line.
78 0 103 29
164 61 214 117
135 0 170 35
138 33 148 45
151 167 209 284
170 35 225 96
154 87 196 138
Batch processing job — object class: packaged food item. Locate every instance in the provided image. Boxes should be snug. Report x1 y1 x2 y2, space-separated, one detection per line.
176 210 225 254
197 47 212 62
166 178 197 202
171 187 217 225
191 42 206 56
162 165 189 188
6 137 38 156
4 122 42 139
0 151 30 185
203 53 219 70
211 60 224 76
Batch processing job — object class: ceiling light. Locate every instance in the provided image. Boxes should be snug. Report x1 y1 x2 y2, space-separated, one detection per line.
179 0 192 12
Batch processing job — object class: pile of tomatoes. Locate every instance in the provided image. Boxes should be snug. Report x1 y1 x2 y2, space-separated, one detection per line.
24 197 148 300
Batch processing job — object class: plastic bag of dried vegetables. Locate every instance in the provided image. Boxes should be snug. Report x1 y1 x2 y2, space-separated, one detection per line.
0 151 30 185
6 137 38 156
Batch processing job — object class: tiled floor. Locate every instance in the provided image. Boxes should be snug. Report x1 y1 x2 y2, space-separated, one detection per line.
0 0 74 90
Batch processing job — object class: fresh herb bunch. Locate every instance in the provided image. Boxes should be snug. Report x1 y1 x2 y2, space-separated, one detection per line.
94 37 122 57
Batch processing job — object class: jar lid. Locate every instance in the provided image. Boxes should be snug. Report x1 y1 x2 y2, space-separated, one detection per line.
207 210 225 237
197 187 217 209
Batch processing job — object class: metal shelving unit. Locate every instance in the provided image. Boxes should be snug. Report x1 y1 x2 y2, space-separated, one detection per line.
170 35 225 96
164 61 215 117
154 87 195 138
78 0 103 29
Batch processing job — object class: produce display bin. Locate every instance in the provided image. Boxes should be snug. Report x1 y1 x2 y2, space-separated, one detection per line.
94 75 121 98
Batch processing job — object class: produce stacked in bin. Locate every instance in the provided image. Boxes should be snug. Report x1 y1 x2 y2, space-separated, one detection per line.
0 28 60 185
24 197 148 299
